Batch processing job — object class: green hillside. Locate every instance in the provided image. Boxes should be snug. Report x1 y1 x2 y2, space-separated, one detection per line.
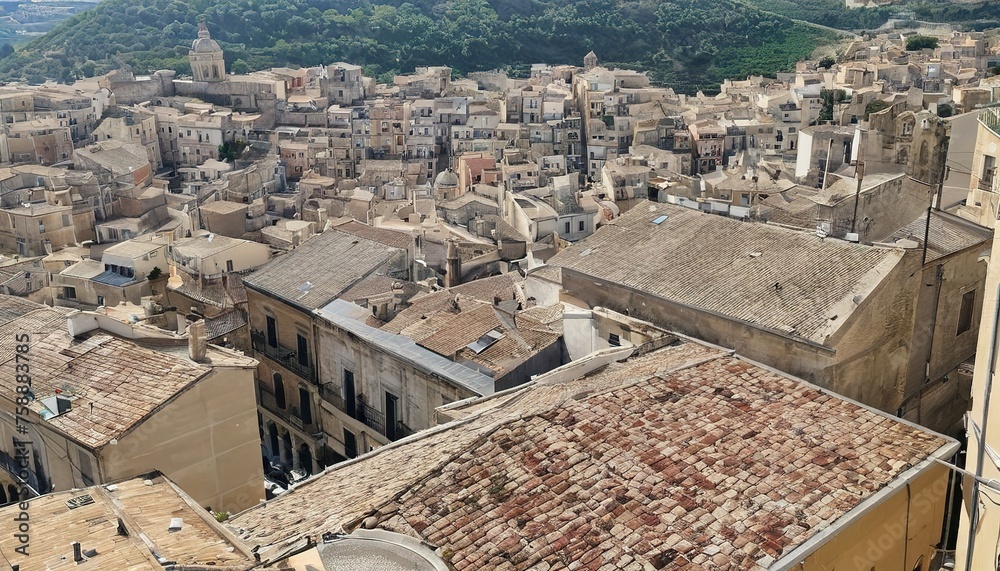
743 0 892 30
0 0 841 94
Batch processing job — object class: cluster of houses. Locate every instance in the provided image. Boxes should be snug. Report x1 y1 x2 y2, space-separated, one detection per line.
2 20 1000 571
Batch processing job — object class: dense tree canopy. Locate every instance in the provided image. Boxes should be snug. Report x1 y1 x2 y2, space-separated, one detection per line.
0 0 841 94
905 35 939 51
743 0 891 30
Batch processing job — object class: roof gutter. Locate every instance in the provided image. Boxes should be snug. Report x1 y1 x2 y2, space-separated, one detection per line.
770 438 959 571
743 349 963 571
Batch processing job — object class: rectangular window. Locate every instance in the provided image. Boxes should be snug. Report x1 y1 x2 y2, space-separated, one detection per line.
265 315 277 348
298 387 312 425
343 428 357 458
343 369 356 417
297 333 309 367
608 333 621 347
579 220 585 232
78 448 94 486
385 391 399 440
64 286 76 299
983 155 997 189
564 221 571 234
226 259 234 272
958 290 976 335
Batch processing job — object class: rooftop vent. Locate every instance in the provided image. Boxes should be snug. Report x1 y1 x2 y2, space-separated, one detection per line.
66 494 94 510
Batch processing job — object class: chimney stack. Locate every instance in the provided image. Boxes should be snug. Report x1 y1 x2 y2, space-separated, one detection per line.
188 320 207 363
444 239 461 288
72 542 83 563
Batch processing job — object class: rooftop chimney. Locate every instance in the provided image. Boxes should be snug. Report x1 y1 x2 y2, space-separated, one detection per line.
188 320 207 363
444 239 461 288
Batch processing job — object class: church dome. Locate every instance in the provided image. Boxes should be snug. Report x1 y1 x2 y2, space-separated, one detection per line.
434 168 459 188
191 22 222 53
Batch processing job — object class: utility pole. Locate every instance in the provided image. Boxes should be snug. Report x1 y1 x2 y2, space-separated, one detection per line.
850 129 866 234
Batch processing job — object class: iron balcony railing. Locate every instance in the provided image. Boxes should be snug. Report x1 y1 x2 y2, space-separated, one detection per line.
251 331 314 381
354 395 384 435
980 107 1000 138
354 395 414 441
257 387 316 432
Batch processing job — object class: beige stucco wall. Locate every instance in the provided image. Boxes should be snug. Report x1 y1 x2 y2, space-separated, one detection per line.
246 289 323 465
956 233 1000 570
559 252 935 422
315 318 478 459
958 118 1000 228
200 242 270 276
100 366 264 513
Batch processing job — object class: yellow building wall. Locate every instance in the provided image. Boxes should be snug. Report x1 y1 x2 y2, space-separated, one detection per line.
956 233 1000 571
100 366 264 514
797 462 950 571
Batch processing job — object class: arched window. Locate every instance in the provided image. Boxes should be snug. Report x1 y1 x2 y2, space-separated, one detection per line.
273 373 285 409
212 65 219 79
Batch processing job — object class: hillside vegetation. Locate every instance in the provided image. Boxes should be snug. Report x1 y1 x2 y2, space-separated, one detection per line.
0 0 840 94
744 0 892 30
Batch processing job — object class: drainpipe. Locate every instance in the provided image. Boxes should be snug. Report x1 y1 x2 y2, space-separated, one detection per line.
920 264 945 426
964 279 1000 571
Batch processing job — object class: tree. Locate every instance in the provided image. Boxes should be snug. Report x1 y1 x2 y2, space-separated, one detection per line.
865 100 890 120
937 103 954 118
218 140 247 162
818 55 835 69
0 44 13 59
905 35 938 51
231 58 249 74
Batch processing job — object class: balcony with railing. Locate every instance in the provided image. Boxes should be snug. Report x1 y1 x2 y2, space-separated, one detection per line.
0 449 47 496
981 107 1000 138
338 393 415 442
251 331 314 381
257 387 318 433
354 395 384 435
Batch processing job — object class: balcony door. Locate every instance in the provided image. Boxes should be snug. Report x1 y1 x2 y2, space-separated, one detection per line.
343 370 356 417
385 392 399 440
265 315 277 348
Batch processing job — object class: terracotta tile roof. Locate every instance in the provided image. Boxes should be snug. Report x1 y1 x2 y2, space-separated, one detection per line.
341 274 403 303
410 303 502 357
0 473 255 570
204 309 248 339
455 318 561 378
225 272 248 304
332 220 415 251
0 298 211 449
547 202 906 344
885 210 992 263
229 343 953 569
0 294 56 325
168 271 231 307
384 275 523 334
243 229 400 310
